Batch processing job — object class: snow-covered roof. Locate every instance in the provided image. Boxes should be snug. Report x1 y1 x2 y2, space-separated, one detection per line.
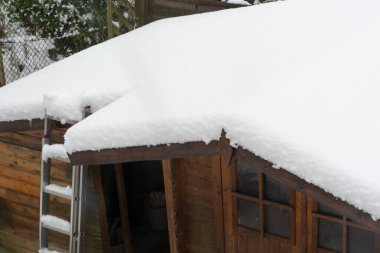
1 0 379 219
62 0 380 219
0 22 161 123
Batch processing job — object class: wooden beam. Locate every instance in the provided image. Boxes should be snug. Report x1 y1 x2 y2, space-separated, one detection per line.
211 155 225 253
162 160 178 253
0 119 44 133
93 167 111 253
114 164 133 253
235 147 380 234
69 140 220 165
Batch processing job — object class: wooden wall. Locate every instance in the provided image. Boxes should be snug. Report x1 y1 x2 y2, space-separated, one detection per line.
139 0 244 25
0 129 102 253
168 155 224 253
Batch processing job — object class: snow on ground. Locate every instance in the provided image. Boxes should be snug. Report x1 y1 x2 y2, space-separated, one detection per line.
64 0 380 220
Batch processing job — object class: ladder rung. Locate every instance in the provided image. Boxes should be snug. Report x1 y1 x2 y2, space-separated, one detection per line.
39 248 61 253
42 144 70 163
41 215 71 236
44 184 72 200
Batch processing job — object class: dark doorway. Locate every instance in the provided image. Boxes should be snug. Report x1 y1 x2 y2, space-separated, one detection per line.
98 161 170 253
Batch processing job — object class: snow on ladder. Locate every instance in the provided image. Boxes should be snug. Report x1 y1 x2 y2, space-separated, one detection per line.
39 109 89 253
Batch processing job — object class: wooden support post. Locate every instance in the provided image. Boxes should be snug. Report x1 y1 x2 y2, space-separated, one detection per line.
162 160 178 253
115 164 133 253
0 47 5 86
107 0 113 39
94 166 111 253
212 155 226 253
221 154 237 253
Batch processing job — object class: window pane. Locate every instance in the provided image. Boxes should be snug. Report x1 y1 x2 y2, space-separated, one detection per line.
318 219 343 252
318 203 342 218
264 176 289 204
238 198 260 230
264 205 290 238
237 161 259 197
348 226 375 253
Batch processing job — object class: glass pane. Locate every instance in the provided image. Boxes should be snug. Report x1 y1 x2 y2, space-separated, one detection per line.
348 226 375 253
318 203 342 218
236 160 259 197
318 219 343 252
238 198 260 230
264 205 290 238
264 176 289 204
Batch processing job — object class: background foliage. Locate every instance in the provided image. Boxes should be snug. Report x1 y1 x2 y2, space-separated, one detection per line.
5 0 107 58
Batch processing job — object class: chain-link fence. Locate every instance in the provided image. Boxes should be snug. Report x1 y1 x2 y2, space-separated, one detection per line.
0 0 109 85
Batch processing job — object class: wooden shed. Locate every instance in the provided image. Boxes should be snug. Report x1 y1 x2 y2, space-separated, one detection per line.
67 134 380 253
1 0 380 253
0 1 247 252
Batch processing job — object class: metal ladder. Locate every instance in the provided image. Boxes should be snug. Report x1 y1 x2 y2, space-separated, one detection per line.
39 116 88 253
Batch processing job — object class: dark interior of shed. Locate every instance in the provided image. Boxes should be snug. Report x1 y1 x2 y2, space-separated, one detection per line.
99 161 170 253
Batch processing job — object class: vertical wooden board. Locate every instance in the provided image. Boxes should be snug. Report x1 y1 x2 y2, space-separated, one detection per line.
221 156 237 253
212 155 225 253
115 164 134 253
295 191 307 253
93 166 111 253
247 232 259 253
162 159 179 253
376 234 380 253
238 229 248 253
307 197 318 253
172 156 225 253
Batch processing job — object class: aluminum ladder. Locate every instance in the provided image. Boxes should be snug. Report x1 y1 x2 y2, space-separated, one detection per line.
39 116 88 253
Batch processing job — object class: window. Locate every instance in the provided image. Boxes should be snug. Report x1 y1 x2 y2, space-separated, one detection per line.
313 202 378 253
233 160 295 242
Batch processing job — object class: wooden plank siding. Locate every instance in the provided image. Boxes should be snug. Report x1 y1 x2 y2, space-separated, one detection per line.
170 155 225 253
0 129 103 252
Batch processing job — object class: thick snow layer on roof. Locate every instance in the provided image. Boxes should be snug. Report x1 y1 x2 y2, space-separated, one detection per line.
0 25 157 123
65 0 380 219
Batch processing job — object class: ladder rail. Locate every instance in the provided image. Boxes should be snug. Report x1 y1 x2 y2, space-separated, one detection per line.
40 107 91 253
39 117 52 249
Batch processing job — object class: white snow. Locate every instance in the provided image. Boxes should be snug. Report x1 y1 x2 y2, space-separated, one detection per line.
42 144 69 162
44 184 72 198
41 215 70 234
0 21 147 123
226 0 252 5
63 0 380 220
39 248 61 253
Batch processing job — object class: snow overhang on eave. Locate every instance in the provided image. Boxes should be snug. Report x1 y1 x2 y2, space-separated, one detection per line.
68 139 380 234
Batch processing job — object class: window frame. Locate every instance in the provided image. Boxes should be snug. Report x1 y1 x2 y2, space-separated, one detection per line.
232 160 296 244
310 201 380 253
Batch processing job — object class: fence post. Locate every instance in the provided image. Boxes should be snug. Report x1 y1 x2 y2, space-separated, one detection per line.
0 47 5 86
136 0 150 27
107 0 113 39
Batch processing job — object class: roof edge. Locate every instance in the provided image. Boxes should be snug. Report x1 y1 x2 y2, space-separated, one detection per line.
0 119 44 133
68 140 221 165
68 136 380 233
